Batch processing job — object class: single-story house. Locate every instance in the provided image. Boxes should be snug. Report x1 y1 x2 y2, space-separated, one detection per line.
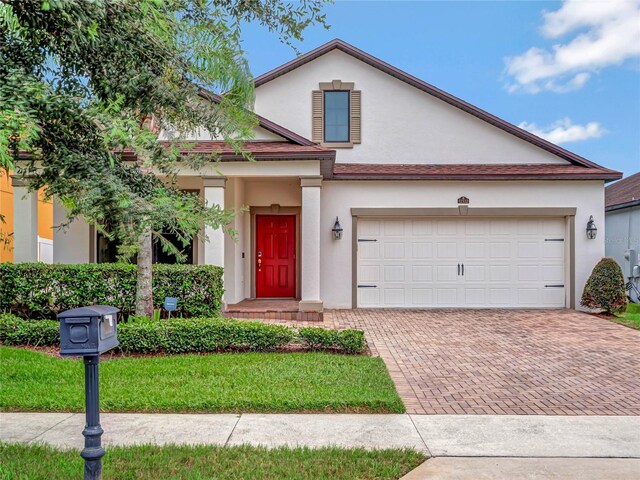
11 39 622 318
605 173 640 302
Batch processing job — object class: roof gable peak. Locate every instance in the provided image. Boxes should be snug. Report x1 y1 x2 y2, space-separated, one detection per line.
254 38 619 176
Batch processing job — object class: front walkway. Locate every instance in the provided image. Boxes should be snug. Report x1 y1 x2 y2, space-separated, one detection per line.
323 309 640 415
2 412 640 458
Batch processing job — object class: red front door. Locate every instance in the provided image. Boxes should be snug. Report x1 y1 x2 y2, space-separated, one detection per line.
256 215 296 298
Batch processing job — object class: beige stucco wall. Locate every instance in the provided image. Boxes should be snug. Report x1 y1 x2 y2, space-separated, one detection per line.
320 180 605 310
254 50 567 166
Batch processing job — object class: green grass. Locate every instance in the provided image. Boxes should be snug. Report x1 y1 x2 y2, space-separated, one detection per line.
613 302 640 330
0 347 404 413
0 443 426 480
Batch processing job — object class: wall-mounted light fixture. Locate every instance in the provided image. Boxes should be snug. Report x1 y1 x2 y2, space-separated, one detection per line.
332 217 343 240
586 215 597 240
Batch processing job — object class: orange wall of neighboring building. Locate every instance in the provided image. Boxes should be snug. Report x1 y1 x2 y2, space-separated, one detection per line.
0 170 14 262
38 189 53 240
0 170 53 263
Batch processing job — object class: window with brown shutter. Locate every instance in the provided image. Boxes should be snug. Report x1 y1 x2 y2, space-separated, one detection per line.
312 80 361 147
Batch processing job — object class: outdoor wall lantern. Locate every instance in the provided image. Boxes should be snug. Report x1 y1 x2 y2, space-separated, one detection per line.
332 217 343 240
586 215 597 240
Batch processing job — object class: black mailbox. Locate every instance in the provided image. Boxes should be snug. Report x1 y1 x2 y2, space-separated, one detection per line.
58 305 119 356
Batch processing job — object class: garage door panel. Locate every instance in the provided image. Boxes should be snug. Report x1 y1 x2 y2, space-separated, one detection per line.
358 242 379 259
490 265 511 281
517 242 539 258
463 265 486 281
384 220 405 236
384 265 405 282
412 220 434 236
357 217 565 309
490 242 511 258
412 265 433 282
412 242 433 258
436 288 458 305
542 241 564 258
384 242 405 258
542 265 564 282
437 242 458 258
412 288 433 305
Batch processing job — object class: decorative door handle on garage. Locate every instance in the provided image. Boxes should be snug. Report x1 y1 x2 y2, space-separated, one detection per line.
457 264 465 276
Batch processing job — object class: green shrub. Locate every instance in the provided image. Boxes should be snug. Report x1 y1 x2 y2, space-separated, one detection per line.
581 257 628 314
0 263 223 319
0 314 59 347
0 316 366 354
298 327 366 354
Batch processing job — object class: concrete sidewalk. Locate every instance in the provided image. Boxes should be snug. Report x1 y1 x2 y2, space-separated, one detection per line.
2 412 640 458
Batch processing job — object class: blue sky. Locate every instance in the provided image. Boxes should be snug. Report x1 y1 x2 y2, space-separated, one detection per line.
240 0 640 177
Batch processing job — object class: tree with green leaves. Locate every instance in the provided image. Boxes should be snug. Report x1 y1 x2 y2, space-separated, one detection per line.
0 0 328 317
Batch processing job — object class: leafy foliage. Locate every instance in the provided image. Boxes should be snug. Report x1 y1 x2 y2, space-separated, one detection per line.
0 0 329 315
0 263 223 318
299 327 367 354
581 258 628 314
0 316 367 355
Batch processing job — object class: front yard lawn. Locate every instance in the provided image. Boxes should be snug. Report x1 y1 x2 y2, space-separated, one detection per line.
0 347 404 413
613 302 640 330
0 443 425 480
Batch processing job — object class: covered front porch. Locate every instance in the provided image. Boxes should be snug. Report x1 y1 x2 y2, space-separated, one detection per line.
193 172 325 319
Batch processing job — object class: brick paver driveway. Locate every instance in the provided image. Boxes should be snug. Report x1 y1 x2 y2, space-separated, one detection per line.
327 309 640 415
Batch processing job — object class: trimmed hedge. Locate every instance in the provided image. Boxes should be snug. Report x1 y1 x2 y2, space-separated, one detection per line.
0 315 367 354
299 327 367 354
581 257 628 314
0 263 223 319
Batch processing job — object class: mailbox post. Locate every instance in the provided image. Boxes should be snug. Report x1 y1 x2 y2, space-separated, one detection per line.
58 305 119 480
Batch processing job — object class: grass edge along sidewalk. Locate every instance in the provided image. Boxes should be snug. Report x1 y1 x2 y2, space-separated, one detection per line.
0 442 425 480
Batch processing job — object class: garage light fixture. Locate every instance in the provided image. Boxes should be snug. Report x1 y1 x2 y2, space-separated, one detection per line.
332 217 343 240
586 216 597 240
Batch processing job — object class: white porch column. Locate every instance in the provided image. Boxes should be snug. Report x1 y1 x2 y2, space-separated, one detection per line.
203 176 226 267
11 176 38 263
300 176 323 312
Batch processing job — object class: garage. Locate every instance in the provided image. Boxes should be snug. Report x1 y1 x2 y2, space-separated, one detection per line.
357 217 566 308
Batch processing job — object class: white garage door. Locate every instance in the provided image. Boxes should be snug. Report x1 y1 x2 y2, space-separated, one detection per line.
357 218 566 308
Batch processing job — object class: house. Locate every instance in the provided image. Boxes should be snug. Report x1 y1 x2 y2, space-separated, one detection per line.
0 170 53 263
11 39 622 318
605 173 640 303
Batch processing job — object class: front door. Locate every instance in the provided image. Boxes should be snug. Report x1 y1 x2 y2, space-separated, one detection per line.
256 215 296 298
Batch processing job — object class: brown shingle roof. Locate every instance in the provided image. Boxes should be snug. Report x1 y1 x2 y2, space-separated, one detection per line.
605 172 640 209
332 163 621 181
157 141 333 158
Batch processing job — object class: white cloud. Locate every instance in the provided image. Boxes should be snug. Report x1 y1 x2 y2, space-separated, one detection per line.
505 0 640 93
518 118 606 144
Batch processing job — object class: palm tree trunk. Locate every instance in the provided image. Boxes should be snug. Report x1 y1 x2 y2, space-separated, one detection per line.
135 228 153 317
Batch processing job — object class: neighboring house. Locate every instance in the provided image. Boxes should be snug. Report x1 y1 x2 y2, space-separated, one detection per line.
605 173 640 302
13 39 621 316
0 170 53 263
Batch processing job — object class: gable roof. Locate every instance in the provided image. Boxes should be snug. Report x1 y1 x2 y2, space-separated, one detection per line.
197 90 315 146
605 172 640 210
255 39 621 178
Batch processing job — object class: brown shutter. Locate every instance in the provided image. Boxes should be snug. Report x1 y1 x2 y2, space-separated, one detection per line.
312 90 323 143
350 90 361 144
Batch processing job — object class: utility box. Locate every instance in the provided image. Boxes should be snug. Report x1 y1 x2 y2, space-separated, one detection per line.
58 305 119 356
624 249 639 278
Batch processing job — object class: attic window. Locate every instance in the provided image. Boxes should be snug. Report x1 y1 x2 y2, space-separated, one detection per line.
312 80 361 147
324 91 349 142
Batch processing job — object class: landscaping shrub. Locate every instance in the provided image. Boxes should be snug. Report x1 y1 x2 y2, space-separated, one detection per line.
298 327 366 354
0 263 223 319
0 316 367 354
0 313 59 347
581 257 628 314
